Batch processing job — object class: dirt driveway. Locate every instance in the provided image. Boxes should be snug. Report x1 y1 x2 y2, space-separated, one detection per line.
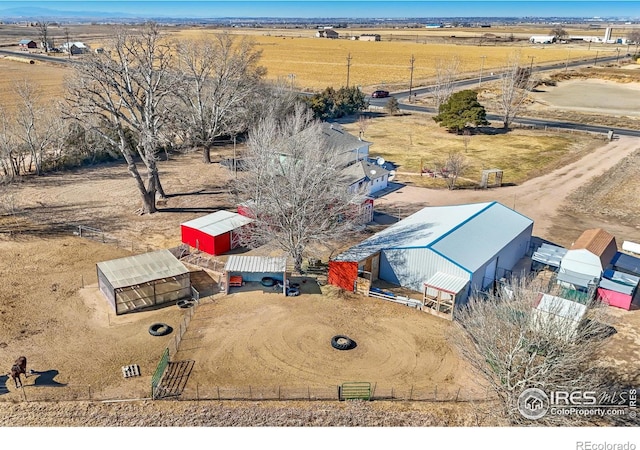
375 135 640 247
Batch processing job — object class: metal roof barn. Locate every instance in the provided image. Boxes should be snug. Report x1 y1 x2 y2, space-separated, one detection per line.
96 249 191 315
181 210 253 256
329 201 533 319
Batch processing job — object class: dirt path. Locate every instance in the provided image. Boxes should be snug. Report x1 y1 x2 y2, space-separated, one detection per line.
376 135 640 244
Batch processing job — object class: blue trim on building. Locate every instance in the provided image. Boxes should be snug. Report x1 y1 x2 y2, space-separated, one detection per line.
429 248 472 274
427 201 497 249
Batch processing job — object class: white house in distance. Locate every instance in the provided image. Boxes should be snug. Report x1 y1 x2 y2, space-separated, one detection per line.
328 201 534 319
558 228 618 292
61 41 89 55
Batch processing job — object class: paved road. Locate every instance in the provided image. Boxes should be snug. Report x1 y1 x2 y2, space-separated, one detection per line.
3 49 634 137
366 55 640 137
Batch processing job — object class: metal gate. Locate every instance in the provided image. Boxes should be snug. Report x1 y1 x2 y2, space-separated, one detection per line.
151 348 170 399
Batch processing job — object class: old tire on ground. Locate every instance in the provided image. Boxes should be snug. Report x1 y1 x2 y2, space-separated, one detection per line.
149 323 172 337
286 287 300 297
177 299 194 308
261 277 276 287
331 335 356 350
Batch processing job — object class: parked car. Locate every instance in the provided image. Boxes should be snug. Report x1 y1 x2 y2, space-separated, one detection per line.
371 90 390 98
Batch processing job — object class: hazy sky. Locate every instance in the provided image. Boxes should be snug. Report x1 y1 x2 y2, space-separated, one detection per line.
1 1 639 18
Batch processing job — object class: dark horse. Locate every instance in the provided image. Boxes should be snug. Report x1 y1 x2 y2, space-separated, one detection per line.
9 356 27 389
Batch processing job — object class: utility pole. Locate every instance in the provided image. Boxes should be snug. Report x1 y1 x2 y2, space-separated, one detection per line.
408 54 415 102
594 50 599 66
616 47 620 63
478 55 486 86
565 51 570 72
529 55 535 72
346 52 352 88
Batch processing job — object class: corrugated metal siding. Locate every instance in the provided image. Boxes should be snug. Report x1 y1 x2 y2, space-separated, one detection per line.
379 248 469 294
424 272 469 294
328 261 358 291
181 226 216 254
213 232 231 256
224 255 287 273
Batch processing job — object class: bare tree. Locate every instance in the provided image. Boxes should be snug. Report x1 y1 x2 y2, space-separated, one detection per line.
550 25 567 42
462 128 471 153
13 81 60 175
442 151 468 190
231 104 366 272
37 20 50 51
452 275 617 425
384 97 400 115
65 22 179 214
176 32 265 164
63 27 71 59
357 114 370 138
0 106 23 180
498 53 536 129
431 56 460 109
627 30 640 55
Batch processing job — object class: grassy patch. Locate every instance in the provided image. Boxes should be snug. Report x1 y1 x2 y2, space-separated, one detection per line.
339 112 600 188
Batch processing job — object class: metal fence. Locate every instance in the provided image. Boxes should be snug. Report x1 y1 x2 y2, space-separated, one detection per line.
0 382 494 404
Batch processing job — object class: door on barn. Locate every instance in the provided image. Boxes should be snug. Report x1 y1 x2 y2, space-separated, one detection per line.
483 257 498 290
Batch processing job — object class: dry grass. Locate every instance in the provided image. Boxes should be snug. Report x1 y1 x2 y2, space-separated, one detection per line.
174 29 595 91
0 57 71 110
338 112 598 188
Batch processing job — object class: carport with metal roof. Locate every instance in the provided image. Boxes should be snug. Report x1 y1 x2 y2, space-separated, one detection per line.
223 255 288 295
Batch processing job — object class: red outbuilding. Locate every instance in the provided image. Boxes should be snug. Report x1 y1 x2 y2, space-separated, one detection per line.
181 210 253 256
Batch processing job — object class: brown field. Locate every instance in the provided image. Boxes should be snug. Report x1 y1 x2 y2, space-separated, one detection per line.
175 29 596 91
0 57 71 110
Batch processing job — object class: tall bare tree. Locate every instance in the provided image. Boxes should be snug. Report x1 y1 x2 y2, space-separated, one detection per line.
442 151 468 190
37 20 50 51
550 25 567 42
452 275 618 425
14 81 60 175
176 33 265 164
65 22 179 214
627 30 640 54
498 54 536 129
431 56 460 110
231 104 366 272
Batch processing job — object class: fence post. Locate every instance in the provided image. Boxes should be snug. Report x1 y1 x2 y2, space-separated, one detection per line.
196 384 199 403
88 385 92 401
308 386 310 401
249 385 252 399
409 385 413 401
455 387 460 402
217 386 220 401
391 386 394 399
278 386 281 400
435 385 437 401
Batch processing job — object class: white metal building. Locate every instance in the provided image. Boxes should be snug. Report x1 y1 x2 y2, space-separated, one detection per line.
531 293 587 341
329 201 533 318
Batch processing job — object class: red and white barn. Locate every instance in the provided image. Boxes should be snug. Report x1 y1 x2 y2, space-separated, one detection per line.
181 210 253 256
